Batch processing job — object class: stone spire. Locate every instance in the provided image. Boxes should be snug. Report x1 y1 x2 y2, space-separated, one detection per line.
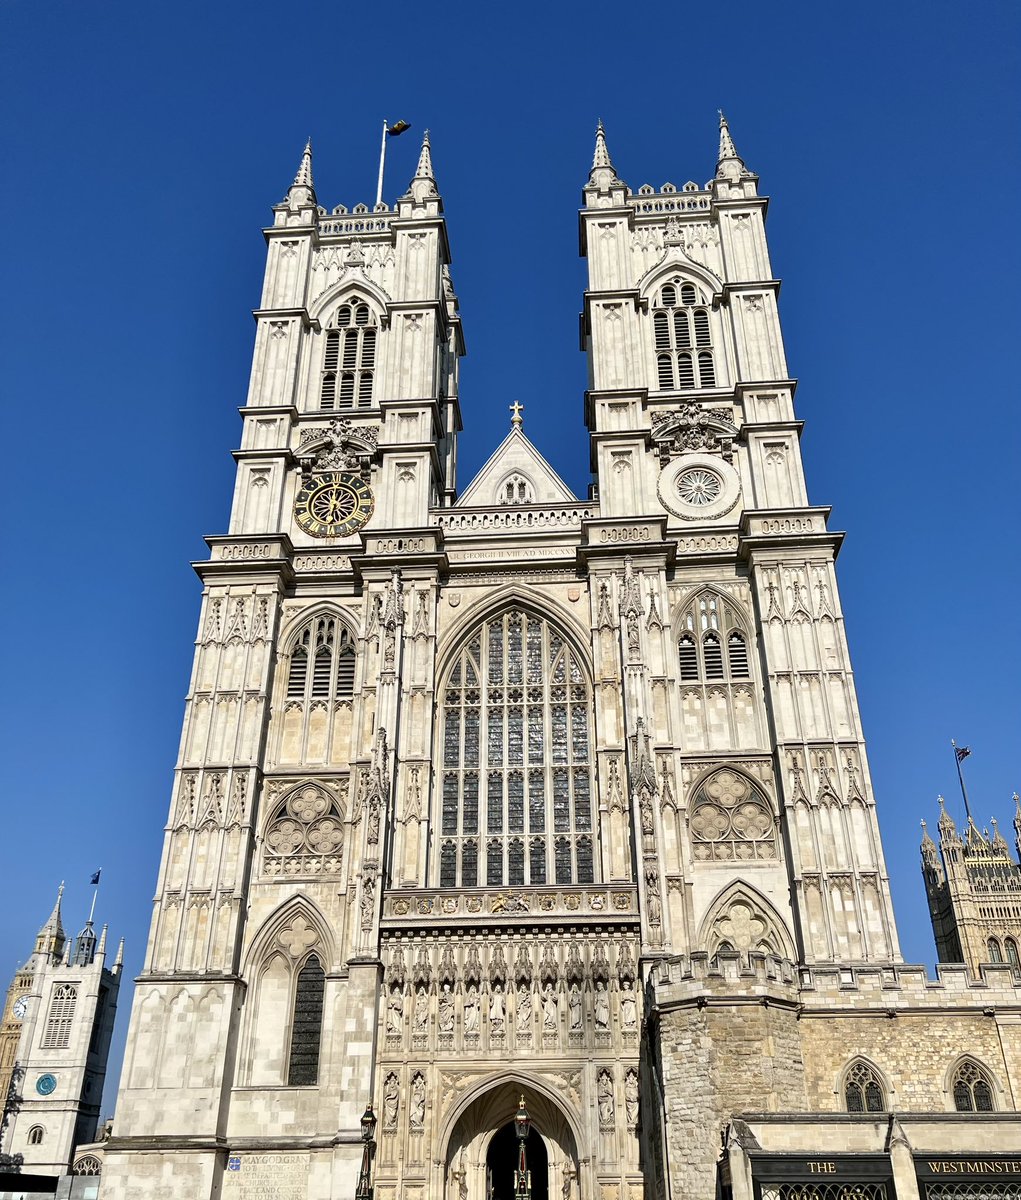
588 119 620 187
286 138 317 209
716 110 750 180
34 883 66 963
1014 793 1021 860
113 936 124 971
405 130 438 201
920 819 940 868
990 817 1012 859
937 794 959 842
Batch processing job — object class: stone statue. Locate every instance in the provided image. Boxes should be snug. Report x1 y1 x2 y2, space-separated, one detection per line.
414 984 429 1031
542 983 558 1031
438 982 455 1033
464 985 480 1034
625 1068 639 1126
489 984 505 1033
410 1073 425 1129
568 983 582 1031
516 982 532 1029
386 986 404 1034
620 979 638 1030
383 1072 399 1129
594 980 610 1030
597 1069 615 1125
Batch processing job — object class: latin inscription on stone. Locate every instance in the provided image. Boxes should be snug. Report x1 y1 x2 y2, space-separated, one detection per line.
223 1152 309 1199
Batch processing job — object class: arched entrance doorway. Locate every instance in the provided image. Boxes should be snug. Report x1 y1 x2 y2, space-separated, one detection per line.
443 1079 580 1200
486 1121 548 1200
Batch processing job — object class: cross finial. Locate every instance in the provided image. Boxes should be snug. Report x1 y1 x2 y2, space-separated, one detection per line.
509 400 524 428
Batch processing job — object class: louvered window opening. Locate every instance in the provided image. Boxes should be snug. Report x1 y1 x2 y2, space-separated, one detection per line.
440 610 595 888
286 617 356 703
41 983 77 1050
678 596 751 683
952 1061 995 1112
844 1062 885 1112
320 301 376 411
653 281 716 391
287 954 325 1085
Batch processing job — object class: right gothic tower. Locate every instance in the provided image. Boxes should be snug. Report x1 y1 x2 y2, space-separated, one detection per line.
580 116 899 967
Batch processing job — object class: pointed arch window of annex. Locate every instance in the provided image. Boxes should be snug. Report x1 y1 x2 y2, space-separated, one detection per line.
843 1060 886 1113
677 592 751 683
40 983 77 1050
320 297 377 411
439 609 595 888
952 1059 995 1112
652 278 717 392
286 615 356 705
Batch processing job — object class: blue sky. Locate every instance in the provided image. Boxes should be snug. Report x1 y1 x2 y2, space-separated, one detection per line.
1 0 1018 1114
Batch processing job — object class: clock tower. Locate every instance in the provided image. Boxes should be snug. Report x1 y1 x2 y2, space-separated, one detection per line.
0 888 121 1176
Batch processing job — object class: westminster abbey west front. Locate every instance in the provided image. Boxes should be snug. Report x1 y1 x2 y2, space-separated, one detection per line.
100 121 1021 1200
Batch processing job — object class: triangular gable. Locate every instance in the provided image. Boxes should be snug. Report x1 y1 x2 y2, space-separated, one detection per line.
456 426 577 507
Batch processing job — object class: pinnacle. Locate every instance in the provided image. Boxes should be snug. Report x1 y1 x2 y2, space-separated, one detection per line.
589 119 620 184
291 138 315 193
413 129 435 182
716 110 748 177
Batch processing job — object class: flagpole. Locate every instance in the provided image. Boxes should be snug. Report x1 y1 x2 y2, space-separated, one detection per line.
376 120 388 209
87 870 101 924
951 741 974 823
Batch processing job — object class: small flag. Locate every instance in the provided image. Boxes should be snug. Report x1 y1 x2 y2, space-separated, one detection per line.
955 746 972 763
387 120 411 137
90 870 101 885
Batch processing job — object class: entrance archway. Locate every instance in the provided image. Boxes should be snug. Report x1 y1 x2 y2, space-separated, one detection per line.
443 1079 580 1200
486 1122 548 1200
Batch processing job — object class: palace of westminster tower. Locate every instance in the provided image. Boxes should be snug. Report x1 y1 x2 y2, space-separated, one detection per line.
89 120 1021 1200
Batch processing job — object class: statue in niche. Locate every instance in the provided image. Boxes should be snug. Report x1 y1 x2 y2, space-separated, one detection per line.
360 877 375 928
620 979 637 1030
489 984 506 1033
410 1073 425 1129
516 982 532 1030
414 984 429 1031
438 982 455 1033
542 983 558 1031
386 986 404 1034
562 1162 576 1200
625 1068 639 1126
367 798 380 845
383 1072 399 1130
568 983 582 1031
597 1069 615 1125
464 985 480 1034
645 871 662 925
594 980 610 1030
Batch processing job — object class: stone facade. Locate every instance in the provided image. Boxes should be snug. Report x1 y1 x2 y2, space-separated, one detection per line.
0 890 121 1178
99 120 1021 1200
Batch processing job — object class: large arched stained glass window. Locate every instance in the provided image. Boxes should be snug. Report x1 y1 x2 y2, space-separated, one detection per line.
440 609 595 888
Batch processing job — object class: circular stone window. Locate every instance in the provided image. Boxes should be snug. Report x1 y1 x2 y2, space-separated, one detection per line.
676 467 723 507
657 453 741 521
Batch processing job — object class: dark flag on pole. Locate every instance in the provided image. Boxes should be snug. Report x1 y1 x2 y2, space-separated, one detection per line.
90 870 101 885
387 120 411 137
955 746 972 763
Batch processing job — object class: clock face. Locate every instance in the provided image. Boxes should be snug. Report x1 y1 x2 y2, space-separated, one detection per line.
12 997 28 1020
36 1073 57 1096
294 471 374 539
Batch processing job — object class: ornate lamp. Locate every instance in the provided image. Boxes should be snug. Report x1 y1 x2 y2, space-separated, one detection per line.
513 1095 531 1199
355 1103 377 1200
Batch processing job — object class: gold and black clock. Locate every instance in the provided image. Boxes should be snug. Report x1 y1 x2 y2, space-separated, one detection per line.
294 471 374 538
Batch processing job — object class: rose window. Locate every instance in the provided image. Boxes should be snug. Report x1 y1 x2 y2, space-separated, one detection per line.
676 467 722 506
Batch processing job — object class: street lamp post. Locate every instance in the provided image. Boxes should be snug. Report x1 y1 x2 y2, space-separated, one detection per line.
355 1104 377 1200
513 1095 531 1200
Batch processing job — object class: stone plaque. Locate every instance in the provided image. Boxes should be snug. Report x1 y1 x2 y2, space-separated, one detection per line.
224 1151 310 1198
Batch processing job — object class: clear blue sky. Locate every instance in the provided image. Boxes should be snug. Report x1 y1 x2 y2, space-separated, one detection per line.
1 0 1018 1114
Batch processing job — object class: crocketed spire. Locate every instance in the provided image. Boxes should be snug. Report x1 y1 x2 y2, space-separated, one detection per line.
33 883 66 963
716 111 750 180
293 138 314 189
587 119 621 189
413 130 434 182
920 818 940 867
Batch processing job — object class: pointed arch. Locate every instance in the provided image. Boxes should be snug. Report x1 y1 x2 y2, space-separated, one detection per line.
436 600 596 888
242 893 336 975
838 1056 889 1112
688 766 779 863
945 1054 1000 1112
262 779 346 879
697 880 796 960
309 277 391 322
638 259 723 303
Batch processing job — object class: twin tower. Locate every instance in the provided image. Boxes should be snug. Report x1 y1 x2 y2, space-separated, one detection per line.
80 120 1021 1199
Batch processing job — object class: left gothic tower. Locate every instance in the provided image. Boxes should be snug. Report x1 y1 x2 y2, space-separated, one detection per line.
101 135 465 1199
